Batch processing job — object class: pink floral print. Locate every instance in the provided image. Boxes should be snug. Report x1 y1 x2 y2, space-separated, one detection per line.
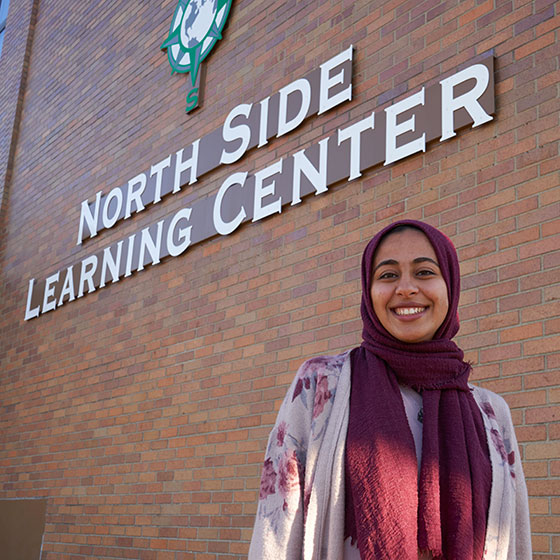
491 428 507 462
276 421 287 447
278 450 302 498
484 399 517 480
481 401 496 419
259 458 277 499
313 375 332 419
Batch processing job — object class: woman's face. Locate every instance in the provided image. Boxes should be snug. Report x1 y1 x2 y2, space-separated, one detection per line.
370 228 449 343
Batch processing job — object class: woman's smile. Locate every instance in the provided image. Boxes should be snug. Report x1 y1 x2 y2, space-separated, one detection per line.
392 306 427 317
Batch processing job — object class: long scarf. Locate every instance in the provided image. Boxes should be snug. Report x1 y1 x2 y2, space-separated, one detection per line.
344 220 491 560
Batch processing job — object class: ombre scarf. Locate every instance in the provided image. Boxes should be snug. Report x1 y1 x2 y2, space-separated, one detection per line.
344 220 491 560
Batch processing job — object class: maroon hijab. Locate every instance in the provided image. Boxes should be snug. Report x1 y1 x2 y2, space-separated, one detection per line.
344 220 491 560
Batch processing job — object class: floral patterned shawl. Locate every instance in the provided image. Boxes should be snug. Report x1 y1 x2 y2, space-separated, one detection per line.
249 352 532 560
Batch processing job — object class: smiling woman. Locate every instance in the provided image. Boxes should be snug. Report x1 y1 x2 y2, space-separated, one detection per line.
249 219 532 560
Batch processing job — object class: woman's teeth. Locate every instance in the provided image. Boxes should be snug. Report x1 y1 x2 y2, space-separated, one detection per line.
394 307 425 316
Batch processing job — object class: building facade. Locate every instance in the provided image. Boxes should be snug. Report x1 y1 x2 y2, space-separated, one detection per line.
1 0 559 558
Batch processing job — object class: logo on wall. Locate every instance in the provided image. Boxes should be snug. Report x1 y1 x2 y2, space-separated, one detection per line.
161 0 233 113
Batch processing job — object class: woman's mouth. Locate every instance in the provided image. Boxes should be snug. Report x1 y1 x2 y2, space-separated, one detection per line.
392 306 427 317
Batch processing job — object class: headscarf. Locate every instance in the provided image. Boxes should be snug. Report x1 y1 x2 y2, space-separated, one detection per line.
344 219 491 560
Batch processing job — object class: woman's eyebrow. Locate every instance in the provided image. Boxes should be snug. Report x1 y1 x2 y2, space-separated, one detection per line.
413 257 440 267
373 256 440 272
373 259 398 272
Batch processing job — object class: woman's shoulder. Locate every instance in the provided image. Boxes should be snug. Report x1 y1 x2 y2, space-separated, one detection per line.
298 350 351 376
470 384 513 425
290 350 351 409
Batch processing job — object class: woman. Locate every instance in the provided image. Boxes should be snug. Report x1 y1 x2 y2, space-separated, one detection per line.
249 219 532 560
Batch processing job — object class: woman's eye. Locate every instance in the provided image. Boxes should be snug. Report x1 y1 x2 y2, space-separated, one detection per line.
378 271 397 280
417 269 435 276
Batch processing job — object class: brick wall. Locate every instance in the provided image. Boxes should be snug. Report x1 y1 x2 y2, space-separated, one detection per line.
0 0 559 558
0 0 38 213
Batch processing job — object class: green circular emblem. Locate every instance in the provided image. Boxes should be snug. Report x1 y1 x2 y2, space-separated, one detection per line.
161 0 233 87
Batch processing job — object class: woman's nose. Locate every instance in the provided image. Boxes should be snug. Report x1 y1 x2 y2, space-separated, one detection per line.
395 274 419 296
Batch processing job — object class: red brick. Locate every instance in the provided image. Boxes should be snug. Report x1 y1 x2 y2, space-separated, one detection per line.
480 344 522 364
478 248 518 271
525 335 560 356
505 357 545 379
500 290 542 312
482 376 523 395
499 226 541 250
501 323 543 343
515 425 547 443
526 406 560 425
459 0 494 26
515 31 556 59
478 279 519 303
478 311 519 332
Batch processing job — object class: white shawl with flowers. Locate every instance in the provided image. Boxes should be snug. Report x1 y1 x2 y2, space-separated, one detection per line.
248 351 532 560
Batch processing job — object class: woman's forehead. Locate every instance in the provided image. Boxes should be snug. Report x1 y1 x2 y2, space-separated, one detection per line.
373 228 438 265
